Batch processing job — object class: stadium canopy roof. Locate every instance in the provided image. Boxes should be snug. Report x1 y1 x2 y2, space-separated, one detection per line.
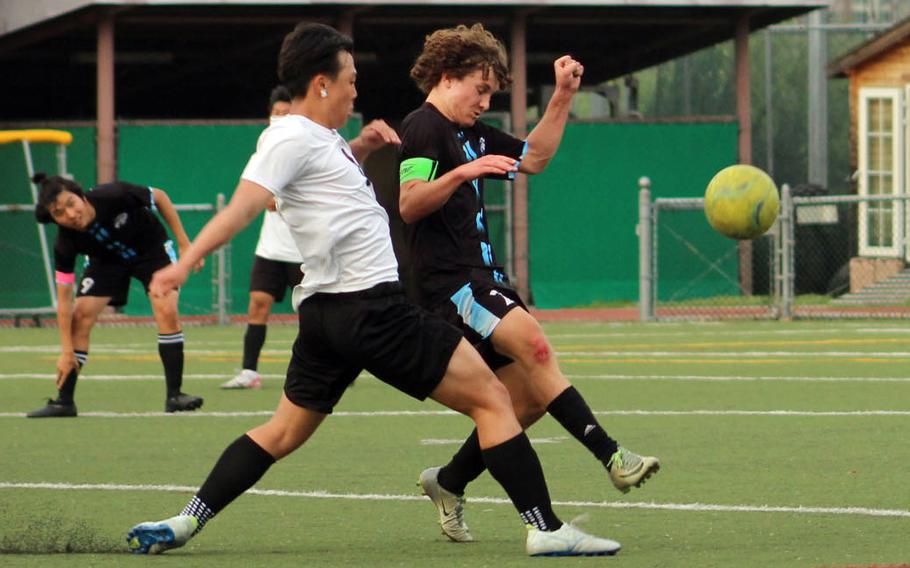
0 0 826 121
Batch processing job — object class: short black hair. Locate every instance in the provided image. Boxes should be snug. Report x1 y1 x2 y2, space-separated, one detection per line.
33 173 85 224
269 85 291 113
278 22 353 98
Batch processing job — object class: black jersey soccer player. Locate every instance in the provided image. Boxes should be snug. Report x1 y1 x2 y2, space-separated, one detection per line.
398 24 660 542
126 22 621 558
28 175 204 417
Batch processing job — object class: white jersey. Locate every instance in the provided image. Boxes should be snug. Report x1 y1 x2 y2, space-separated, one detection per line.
255 210 303 263
241 114 399 307
254 115 303 263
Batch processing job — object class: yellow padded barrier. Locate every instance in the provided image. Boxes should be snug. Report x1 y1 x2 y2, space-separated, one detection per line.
0 129 73 145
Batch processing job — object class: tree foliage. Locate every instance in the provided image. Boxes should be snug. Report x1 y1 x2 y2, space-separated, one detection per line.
636 24 887 194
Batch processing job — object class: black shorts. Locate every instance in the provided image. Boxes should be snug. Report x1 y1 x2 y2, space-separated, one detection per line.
249 255 304 302
76 254 173 307
431 280 526 371
285 281 463 413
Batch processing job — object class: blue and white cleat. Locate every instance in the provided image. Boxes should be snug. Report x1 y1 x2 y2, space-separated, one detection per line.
526 521 621 557
127 514 198 554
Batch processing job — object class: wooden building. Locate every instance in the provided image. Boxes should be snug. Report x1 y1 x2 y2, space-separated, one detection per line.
830 15 910 282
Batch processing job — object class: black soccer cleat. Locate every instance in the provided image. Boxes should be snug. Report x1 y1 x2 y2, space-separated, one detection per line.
27 398 78 418
165 393 204 413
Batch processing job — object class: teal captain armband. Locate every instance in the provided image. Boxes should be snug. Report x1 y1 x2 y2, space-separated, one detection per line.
399 157 439 184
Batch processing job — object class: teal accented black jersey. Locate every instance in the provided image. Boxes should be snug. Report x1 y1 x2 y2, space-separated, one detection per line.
53 181 170 273
398 103 526 307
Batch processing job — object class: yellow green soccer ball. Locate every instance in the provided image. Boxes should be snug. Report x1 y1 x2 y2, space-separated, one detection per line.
704 164 780 240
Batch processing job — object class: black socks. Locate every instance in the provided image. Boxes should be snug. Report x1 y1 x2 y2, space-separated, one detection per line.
57 350 87 404
438 386 620 497
482 432 561 531
184 434 277 533
158 331 185 398
242 324 267 371
546 386 619 465
437 429 483 495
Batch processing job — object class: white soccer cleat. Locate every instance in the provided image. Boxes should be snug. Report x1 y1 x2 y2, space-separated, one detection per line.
220 369 262 390
127 514 198 554
418 466 474 542
526 521 621 557
607 447 660 494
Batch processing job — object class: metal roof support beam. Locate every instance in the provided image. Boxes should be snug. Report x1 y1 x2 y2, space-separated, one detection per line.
510 10 530 302
807 9 827 188
735 12 753 296
337 12 353 37
97 11 116 184
735 13 752 166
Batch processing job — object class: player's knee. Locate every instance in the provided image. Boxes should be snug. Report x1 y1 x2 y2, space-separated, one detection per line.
255 422 304 459
525 335 552 365
71 307 97 331
248 294 274 319
154 304 179 327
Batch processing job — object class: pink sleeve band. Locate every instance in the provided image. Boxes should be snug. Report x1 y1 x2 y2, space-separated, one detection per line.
55 271 76 285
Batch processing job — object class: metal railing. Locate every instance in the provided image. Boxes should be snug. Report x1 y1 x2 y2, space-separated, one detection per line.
0 195 228 323
638 178 910 321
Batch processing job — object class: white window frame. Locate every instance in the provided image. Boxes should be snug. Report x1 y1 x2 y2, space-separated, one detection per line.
858 87 903 258
905 85 910 262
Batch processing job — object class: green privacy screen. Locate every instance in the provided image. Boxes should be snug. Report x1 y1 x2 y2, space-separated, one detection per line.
528 120 737 309
0 126 96 310
117 119 362 316
2 119 731 314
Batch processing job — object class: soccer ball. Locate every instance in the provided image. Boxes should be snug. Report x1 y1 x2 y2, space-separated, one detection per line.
704 164 780 240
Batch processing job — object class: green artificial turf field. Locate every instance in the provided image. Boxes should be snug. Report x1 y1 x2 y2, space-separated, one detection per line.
1 320 908 567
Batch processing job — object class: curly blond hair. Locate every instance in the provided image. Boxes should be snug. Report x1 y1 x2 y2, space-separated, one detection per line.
410 23 511 94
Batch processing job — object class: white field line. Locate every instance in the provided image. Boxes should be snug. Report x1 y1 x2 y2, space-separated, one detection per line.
421 437 568 445
2 409 909 419
0 481 907 519
0 373 287 380
4 372 910 383
552 328 873 339
565 374 910 383
559 351 910 358
7 346 910 358
5 325 909 350
0 345 286 355
6 373 910 384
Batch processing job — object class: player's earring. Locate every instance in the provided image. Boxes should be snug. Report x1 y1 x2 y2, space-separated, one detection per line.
320 88 328 98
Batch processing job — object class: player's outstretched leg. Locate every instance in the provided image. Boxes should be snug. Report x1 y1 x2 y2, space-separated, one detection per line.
431 340 622 556
418 466 473 542
127 515 198 554
607 447 660 493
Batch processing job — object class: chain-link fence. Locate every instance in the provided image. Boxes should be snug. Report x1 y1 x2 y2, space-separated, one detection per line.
0 198 229 326
639 179 910 321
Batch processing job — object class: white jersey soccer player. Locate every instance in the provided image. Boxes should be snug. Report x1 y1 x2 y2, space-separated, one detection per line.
241 114 399 305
